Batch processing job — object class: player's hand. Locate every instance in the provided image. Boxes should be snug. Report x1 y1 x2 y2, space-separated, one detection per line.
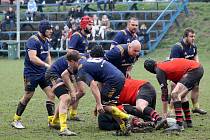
96 103 105 114
126 71 131 79
44 63 50 69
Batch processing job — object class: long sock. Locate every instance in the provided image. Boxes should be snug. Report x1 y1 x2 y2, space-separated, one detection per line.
52 116 60 124
59 113 67 132
111 106 129 120
143 106 160 122
15 102 27 117
192 102 199 110
182 101 192 123
69 108 77 119
174 101 183 126
46 101 55 116
119 121 126 132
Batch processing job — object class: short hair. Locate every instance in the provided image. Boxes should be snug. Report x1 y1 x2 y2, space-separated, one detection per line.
90 45 105 58
144 59 156 74
66 51 81 62
127 17 138 24
183 27 195 38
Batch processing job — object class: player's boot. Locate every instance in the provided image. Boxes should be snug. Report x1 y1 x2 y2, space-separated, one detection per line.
59 128 77 136
11 120 25 129
164 123 184 133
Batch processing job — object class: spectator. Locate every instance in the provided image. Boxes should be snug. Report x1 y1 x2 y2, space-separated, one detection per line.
97 0 107 11
1 7 16 31
91 14 101 41
98 14 111 40
36 0 45 19
60 25 70 50
138 23 149 44
108 0 115 11
25 0 37 21
50 25 62 50
68 7 75 19
75 6 84 19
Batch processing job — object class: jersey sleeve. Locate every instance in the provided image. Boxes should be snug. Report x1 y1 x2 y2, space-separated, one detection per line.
68 33 80 49
77 69 94 86
169 45 183 58
105 46 122 61
26 38 40 51
111 31 124 45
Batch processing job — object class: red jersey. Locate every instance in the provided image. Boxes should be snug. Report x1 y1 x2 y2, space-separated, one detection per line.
157 58 200 83
118 79 148 106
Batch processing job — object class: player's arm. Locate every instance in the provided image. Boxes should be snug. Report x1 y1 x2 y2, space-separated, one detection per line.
90 80 104 114
28 50 50 68
45 51 52 65
156 68 168 117
61 68 77 100
67 33 79 53
77 69 104 114
110 31 123 49
193 47 199 62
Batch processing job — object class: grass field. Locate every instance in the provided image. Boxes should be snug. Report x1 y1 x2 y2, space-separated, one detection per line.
1 2 210 140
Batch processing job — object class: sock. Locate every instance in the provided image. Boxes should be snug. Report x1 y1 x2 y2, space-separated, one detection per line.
174 101 183 126
48 116 54 123
143 106 160 122
192 102 199 110
13 114 21 121
119 121 126 132
16 102 27 116
111 106 129 120
46 101 55 116
59 113 67 132
182 101 192 123
52 116 60 124
69 108 77 119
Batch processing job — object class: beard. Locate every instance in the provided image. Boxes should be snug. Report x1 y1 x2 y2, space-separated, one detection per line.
84 28 92 34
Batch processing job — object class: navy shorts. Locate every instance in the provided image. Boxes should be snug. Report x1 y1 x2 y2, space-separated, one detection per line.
24 74 49 92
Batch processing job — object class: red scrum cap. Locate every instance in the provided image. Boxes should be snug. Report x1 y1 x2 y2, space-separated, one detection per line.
80 15 93 30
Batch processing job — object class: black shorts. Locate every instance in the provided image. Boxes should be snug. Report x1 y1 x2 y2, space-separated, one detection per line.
24 74 49 92
179 66 204 90
136 82 157 109
45 70 68 98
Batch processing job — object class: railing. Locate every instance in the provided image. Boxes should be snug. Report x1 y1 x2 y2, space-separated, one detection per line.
145 0 189 54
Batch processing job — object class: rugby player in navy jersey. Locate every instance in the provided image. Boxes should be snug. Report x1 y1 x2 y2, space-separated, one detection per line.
169 28 207 115
76 46 134 136
67 15 93 120
110 17 139 49
105 40 141 78
68 15 93 54
45 51 80 136
11 20 55 129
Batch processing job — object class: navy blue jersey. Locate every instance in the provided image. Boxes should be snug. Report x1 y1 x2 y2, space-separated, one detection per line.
105 44 138 75
24 34 50 76
112 29 138 45
49 56 68 77
169 40 197 60
77 58 125 100
68 31 89 53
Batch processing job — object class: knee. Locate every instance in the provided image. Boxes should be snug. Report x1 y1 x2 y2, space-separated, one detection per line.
171 92 179 101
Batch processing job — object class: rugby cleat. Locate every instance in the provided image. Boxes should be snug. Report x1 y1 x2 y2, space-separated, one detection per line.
155 118 167 130
112 129 130 136
192 108 207 115
164 123 184 133
68 116 85 122
59 128 77 136
11 120 25 129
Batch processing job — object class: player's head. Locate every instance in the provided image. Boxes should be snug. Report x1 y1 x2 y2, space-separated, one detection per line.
144 59 156 74
90 45 105 58
183 27 195 45
66 50 81 71
39 20 53 38
128 40 141 57
80 15 93 34
127 17 139 34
